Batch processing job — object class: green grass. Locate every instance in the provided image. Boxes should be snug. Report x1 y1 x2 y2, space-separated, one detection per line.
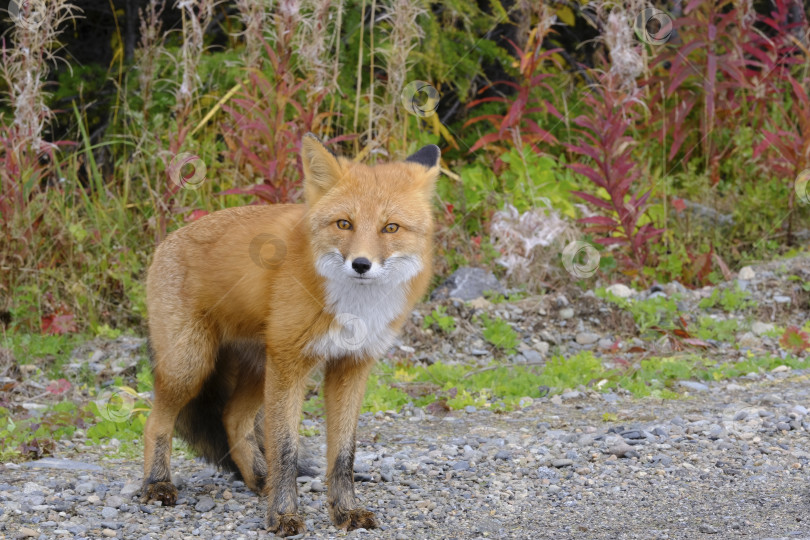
4 347 810 462
362 372 427 412
596 288 681 336
2 331 83 371
0 329 152 462
85 407 149 446
703 351 810 380
0 392 145 462
352 351 810 413
4 322 809 463
483 290 527 304
423 306 456 333
695 316 741 342
477 313 520 355
698 284 756 312
0 402 86 462
595 286 761 347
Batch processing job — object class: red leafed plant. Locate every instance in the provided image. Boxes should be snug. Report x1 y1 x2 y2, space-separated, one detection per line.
566 71 663 274
46 379 72 395
749 0 809 243
779 326 810 355
221 63 314 204
644 0 752 185
221 38 353 204
464 18 561 163
40 307 78 335
752 71 810 242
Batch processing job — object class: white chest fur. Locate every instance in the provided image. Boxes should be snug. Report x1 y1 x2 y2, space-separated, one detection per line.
306 278 408 360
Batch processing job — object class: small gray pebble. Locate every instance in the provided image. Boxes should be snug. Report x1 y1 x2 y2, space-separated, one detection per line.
194 496 216 513
100 506 118 519
310 480 326 492
75 482 95 495
105 496 125 509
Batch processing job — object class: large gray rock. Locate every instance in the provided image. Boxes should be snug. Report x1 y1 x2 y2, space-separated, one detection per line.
678 380 709 393
431 267 506 301
20 458 103 471
681 199 734 228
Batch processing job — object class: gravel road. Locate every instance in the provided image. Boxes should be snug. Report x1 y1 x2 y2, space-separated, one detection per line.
2 370 809 540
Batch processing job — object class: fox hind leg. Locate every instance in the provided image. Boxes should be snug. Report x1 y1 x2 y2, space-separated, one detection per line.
142 328 217 505
222 364 267 493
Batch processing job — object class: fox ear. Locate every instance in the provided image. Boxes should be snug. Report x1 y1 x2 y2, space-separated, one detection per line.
301 133 343 205
405 145 440 169
405 144 441 192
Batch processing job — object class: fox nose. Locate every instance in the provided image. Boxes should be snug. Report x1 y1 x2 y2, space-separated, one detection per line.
351 257 372 275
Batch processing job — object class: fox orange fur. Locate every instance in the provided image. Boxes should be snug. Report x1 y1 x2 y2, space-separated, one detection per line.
141 134 439 536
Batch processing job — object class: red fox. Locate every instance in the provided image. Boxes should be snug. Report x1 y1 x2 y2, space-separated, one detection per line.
141 134 439 536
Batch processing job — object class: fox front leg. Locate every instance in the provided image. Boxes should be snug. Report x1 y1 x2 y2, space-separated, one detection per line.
263 364 309 537
323 357 380 530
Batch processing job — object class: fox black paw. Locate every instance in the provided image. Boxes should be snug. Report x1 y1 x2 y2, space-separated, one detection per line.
334 508 379 531
267 513 306 537
141 481 178 506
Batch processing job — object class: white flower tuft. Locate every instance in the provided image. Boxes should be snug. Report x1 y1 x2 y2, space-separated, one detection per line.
490 204 578 287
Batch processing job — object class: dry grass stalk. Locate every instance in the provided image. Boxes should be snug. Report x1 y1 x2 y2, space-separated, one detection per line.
377 0 425 156
174 0 216 126
736 0 756 28
294 0 345 100
1 0 80 153
234 0 268 69
274 0 303 86
352 0 367 153
136 0 166 121
367 0 376 153
603 6 644 93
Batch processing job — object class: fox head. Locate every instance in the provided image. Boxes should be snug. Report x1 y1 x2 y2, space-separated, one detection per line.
301 133 439 287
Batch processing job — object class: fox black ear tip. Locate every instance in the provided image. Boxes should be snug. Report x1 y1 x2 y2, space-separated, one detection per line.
405 144 441 169
303 132 319 142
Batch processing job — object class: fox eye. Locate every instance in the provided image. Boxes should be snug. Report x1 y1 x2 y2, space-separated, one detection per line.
382 223 400 233
336 219 352 230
